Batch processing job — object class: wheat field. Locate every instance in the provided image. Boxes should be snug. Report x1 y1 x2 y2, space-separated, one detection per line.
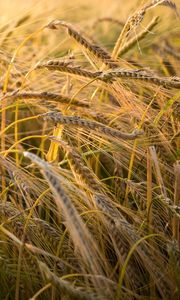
0 0 180 299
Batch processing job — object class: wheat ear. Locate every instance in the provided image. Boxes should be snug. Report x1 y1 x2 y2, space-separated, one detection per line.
5 90 89 107
103 69 180 88
36 60 112 82
112 0 178 59
163 41 180 60
46 20 119 69
38 261 99 300
144 0 179 17
23 152 110 291
45 137 143 289
93 17 124 27
119 16 159 56
41 111 143 140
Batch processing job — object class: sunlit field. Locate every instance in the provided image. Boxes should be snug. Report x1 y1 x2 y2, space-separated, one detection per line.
0 0 180 299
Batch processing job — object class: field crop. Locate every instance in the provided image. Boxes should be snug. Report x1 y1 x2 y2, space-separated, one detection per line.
0 0 180 299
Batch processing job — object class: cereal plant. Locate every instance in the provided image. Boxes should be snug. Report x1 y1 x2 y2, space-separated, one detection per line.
0 0 179 299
